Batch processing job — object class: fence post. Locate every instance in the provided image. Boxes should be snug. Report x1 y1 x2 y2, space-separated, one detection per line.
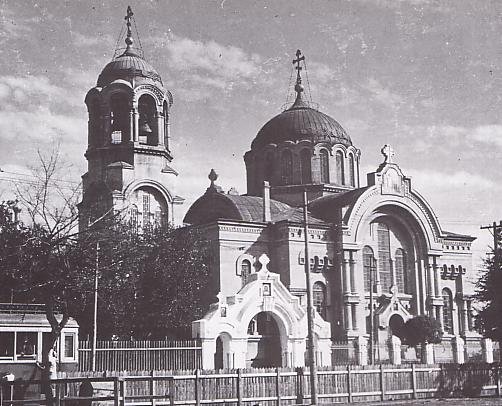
496 365 501 397
275 367 281 405
119 378 126 406
411 364 417 399
380 364 385 401
150 370 156 406
169 378 175 406
195 369 201 406
296 367 304 404
237 369 242 406
347 365 352 403
113 377 120 406
55 381 61 406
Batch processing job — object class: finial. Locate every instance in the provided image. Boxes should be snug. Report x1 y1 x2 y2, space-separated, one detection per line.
124 6 134 53
292 49 305 94
208 169 218 185
381 144 395 164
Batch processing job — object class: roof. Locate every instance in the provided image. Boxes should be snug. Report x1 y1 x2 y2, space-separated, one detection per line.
309 187 369 214
97 52 163 87
251 92 352 150
184 188 326 226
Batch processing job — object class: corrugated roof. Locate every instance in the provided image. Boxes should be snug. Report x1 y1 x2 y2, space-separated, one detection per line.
97 54 162 87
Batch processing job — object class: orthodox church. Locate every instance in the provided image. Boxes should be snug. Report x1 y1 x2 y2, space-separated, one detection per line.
80 9 488 369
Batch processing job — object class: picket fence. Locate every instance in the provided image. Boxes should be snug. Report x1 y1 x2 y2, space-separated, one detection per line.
53 363 502 405
78 340 202 372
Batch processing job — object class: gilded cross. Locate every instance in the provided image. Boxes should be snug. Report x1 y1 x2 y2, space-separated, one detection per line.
381 144 395 164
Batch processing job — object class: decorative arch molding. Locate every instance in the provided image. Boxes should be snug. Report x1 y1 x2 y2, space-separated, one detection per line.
344 186 443 250
235 254 255 276
134 84 167 108
313 143 333 155
124 179 174 205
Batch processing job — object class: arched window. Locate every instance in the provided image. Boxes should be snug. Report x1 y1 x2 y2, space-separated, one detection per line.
313 282 327 319
241 259 252 287
335 150 344 185
281 149 293 185
363 246 375 292
395 248 406 293
138 94 157 145
320 149 330 183
110 93 129 144
348 154 355 187
442 288 454 334
300 149 311 184
377 223 392 291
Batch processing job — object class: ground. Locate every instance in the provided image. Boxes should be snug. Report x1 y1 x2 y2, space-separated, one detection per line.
353 398 502 405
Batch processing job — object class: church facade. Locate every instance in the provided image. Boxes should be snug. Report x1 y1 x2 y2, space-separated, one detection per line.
80 9 488 369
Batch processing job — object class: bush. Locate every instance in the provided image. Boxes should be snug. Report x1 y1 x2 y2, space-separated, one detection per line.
403 315 443 346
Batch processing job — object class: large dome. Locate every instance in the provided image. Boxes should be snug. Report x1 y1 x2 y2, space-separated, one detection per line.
97 50 163 87
251 95 351 150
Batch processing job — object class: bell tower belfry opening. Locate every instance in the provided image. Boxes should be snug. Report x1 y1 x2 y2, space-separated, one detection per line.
79 7 184 230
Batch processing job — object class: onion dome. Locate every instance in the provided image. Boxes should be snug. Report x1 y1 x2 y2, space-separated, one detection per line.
96 6 163 87
251 50 351 150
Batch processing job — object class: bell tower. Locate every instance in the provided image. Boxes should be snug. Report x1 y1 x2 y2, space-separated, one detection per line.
79 7 184 231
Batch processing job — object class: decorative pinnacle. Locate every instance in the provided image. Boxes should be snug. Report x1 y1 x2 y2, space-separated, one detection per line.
381 144 395 164
124 6 134 52
208 168 218 185
292 49 305 94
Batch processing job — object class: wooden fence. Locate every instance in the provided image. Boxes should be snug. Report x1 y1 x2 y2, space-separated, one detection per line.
78 340 202 372
53 363 502 405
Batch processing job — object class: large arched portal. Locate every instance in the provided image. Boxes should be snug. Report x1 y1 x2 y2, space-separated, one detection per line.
246 312 282 368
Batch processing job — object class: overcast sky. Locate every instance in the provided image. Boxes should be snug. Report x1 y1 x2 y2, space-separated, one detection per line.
0 0 500 274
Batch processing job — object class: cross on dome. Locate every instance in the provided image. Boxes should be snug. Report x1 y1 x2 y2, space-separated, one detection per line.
124 6 134 52
381 144 395 164
292 49 305 94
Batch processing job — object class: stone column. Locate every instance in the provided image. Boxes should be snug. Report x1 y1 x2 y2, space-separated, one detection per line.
356 336 368 366
461 304 469 335
133 108 139 142
432 256 440 297
482 338 494 363
414 260 422 314
389 336 402 365
343 251 351 293
421 343 434 365
156 112 164 146
345 304 353 331
453 336 465 364
390 258 396 287
129 109 134 142
200 339 216 370
349 252 356 294
438 305 444 331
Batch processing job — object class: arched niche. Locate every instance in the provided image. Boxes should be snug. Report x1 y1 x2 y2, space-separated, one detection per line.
138 94 158 145
110 92 130 144
128 185 169 231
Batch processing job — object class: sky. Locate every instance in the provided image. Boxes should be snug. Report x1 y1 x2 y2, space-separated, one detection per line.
0 0 500 275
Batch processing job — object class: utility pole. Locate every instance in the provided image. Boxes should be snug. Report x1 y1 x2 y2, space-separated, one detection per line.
369 256 376 365
303 190 318 405
480 221 502 268
91 241 100 372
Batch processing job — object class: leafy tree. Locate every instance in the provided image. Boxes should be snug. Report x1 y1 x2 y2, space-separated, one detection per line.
475 242 502 340
403 315 443 347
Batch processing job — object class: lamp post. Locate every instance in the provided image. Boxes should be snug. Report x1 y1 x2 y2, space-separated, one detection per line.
302 190 318 405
